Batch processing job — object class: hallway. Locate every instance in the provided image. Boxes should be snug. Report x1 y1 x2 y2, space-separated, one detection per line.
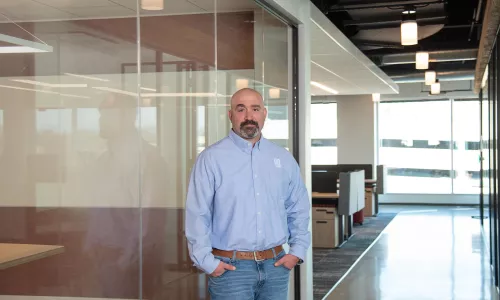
324 206 498 300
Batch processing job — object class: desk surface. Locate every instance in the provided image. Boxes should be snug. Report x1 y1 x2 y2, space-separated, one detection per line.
337 179 377 184
0 243 64 270
312 192 339 199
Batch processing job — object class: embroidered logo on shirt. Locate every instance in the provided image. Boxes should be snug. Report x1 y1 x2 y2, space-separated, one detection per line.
274 158 281 168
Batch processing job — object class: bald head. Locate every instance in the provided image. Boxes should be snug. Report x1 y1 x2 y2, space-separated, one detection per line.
230 88 264 109
228 88 267 143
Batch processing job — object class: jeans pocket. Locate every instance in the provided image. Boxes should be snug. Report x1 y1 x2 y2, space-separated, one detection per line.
274 250 286 262
214 255 237 265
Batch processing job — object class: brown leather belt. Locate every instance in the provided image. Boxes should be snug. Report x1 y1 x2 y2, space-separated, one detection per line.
212 245 284 261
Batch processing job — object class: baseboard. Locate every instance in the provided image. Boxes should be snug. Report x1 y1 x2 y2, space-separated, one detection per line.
379 194 480 205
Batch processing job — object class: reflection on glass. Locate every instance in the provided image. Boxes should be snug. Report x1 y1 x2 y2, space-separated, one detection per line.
0 0 294 299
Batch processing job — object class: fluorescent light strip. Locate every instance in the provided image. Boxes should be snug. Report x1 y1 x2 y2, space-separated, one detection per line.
0 33 53 53
142 92 227 97
94 87 231 98
140 87 157 92
93 87 137 96
10 79 87 88
59 93 90 99
310 81 338 94
0 46 48 53
64 73 110 82
0 84 58 94
0 84 89 99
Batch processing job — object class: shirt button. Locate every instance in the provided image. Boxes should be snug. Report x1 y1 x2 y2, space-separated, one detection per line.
258 212 261 215
254 174 258 178
259 230 262 233
257 193 260 196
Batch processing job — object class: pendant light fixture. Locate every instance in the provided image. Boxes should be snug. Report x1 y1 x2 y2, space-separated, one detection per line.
425 71 436 85
430 80 440 95
416 51 429 69
141 0 164 10
401 6 418 46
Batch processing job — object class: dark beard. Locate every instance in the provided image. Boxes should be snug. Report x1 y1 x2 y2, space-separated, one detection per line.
240 120 260 139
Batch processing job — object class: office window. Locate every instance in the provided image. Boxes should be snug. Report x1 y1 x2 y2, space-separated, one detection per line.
379 99 481 194
379 100 452 194
452 100 481 194
311 103 337 165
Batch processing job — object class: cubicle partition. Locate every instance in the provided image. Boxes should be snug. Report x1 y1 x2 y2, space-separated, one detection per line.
312 164 373 194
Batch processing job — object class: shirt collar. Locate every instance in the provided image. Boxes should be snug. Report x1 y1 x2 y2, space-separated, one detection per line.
229 129 263 153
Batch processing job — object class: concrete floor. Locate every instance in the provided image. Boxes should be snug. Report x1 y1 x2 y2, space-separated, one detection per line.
323 205 498 300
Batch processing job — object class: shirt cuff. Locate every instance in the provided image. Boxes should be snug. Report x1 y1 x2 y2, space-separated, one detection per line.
201 254 220 275
289 245 307 262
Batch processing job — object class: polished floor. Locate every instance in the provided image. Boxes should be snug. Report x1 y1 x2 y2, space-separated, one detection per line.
324 205 499 300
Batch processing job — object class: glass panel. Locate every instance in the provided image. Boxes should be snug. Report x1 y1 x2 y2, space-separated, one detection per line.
482 84 491 253
379 100 452 194
245 7 293 152
0 0 142 298
311 103 337 165
452 99 481 194
0 0 295 299
138 1 218 298
138 0 294 299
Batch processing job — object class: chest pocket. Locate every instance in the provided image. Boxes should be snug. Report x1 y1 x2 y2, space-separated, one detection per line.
266 159 290 206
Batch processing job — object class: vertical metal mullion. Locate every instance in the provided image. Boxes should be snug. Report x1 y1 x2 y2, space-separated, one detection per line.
451 98 454 194
290 24 300 300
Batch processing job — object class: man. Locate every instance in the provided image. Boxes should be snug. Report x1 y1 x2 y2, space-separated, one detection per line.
185 88 311 299
81 94 167 298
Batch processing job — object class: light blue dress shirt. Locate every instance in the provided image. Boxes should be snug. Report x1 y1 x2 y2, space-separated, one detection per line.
185 130 311 274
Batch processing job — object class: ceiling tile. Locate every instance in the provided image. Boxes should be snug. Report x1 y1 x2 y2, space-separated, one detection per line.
62 6 135 18
34 0 114 8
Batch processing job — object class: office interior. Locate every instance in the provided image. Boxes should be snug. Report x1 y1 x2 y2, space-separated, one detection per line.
0 0 497 299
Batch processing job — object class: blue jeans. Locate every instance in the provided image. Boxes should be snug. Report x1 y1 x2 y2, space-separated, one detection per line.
208 250 291 300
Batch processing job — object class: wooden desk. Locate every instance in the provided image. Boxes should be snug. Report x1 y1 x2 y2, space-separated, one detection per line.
0 243 64 270
311 192 338 199
311 192 350 248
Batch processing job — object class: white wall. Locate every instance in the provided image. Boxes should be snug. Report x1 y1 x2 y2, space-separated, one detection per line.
336 95 376 177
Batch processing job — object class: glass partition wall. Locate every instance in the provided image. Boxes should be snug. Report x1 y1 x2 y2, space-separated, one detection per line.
479 27 500 291
0 1 297 299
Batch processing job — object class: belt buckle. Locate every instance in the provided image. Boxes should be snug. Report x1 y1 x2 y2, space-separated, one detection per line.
253 251 264 262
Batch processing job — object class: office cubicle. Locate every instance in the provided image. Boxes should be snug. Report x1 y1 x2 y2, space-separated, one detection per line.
312 164 373 193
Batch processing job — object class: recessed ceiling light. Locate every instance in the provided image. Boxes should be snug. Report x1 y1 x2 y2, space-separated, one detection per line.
141 0 164 10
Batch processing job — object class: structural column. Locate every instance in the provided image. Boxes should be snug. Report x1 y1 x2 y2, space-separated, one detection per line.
336 95 377 178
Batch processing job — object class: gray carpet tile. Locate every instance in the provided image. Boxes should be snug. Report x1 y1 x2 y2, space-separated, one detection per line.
313 213 397 300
